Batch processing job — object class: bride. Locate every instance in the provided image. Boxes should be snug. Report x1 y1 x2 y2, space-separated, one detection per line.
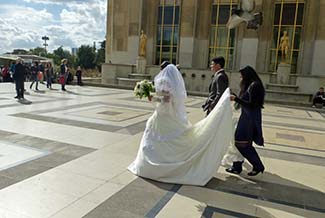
128 64 233 186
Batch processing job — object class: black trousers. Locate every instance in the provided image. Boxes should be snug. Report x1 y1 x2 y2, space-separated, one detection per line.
77 74 82 85
15 80 24 98
313 97 325 105
235 142 264 171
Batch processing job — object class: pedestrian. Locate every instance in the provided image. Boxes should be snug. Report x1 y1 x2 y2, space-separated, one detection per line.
227 65 265 176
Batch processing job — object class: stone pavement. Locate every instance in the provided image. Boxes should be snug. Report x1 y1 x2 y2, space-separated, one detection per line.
0 82 324 218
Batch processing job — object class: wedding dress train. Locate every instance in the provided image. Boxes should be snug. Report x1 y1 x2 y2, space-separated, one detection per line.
128 64 233 186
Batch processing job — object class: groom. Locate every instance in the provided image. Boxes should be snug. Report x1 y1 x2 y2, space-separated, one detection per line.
202 56 229 115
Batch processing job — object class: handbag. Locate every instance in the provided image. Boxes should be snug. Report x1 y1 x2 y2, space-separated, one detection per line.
58 75 65 85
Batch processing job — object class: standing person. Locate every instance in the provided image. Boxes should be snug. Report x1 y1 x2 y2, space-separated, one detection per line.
202 56 229 115
60 59 68 91
2 65 10 82
46 62 53 89
128 64 233 186
227 65 265 176
30 62 39 90
13 58 25 99
76 66 83 86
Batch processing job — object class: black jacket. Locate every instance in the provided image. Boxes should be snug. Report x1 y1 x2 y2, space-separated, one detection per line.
203 70 229 112
13 63 25 81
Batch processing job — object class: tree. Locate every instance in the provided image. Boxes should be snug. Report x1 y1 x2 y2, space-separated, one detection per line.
95 40 105 71
29 47 46 56
77 45 96 69
52 46 74 66
12 49 29 55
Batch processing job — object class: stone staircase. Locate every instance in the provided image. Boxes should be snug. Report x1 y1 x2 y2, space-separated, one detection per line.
117 73 151 87
265 83 313 106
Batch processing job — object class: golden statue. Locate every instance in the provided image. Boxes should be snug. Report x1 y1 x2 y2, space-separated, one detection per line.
139 30 147 57
279 31 290 61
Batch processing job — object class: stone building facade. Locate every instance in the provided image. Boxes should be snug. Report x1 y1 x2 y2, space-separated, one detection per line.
102 0 325 104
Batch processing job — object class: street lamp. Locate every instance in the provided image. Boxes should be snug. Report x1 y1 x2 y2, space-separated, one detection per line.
41 36 49 54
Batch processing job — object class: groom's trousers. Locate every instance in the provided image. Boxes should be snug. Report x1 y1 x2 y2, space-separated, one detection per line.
235 142 264 170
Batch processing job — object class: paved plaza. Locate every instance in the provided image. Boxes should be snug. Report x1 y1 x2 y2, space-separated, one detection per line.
0 82 324 218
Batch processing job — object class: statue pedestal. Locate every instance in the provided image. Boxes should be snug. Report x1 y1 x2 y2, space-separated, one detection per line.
277 63 291 84
136 56 146 74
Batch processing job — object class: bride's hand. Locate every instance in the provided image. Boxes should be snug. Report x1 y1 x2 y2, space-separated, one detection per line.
163 96 170 102
230 95 236 101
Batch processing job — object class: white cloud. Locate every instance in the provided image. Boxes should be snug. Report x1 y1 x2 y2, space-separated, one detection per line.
0 0 107 54
23 0 79 4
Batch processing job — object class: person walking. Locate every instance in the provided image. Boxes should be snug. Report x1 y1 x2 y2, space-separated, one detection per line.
46 62 53 89
60 59 68 91
227 65 265 176
13 58 25 99
202 56 229 116
76 66 83 86
30 62 39 90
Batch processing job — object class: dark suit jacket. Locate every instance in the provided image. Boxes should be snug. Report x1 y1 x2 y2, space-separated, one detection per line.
13 63 25 82
60 64 66 75
202 70 229 114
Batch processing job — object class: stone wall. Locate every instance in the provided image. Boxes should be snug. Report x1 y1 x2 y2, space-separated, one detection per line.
104 0 325 93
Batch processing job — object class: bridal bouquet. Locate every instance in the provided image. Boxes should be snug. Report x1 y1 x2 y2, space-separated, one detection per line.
134 80 154 99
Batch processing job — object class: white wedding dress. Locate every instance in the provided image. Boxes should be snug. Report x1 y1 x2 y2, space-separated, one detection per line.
128 65 233 186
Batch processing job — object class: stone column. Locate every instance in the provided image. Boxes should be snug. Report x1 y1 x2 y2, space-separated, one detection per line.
235 1 262 70
178 0 196 67
127 0 142 64
105 0 113 63
238 29 259 69
310 1 325 76
143 0 158 65
108 0 129 64
192 0 211 69
256 0 274 73
105 0 144 65
299 0 319 75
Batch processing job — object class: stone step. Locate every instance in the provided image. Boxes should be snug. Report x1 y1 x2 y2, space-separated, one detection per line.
266 83 299 92
265 90 313 106
129 74 151 80
117 77 140 87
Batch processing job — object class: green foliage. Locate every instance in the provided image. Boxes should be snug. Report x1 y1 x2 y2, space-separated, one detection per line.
76 45 96 69
95 40 105 71
134 80 154 99
29 47 46 56
52 46 74 67
12 49 29 54
27 39 105 71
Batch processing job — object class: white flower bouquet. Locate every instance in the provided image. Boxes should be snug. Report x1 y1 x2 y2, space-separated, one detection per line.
134 80 154 100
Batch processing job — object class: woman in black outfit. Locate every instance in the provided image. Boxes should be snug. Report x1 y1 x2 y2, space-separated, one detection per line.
227 65 265 176
60 59 67 91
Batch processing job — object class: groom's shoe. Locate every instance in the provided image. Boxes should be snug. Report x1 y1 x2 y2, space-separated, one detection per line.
225 161 243 175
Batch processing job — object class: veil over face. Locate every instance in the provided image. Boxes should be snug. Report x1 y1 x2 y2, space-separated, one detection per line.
154 64 187 102
154 64 188 124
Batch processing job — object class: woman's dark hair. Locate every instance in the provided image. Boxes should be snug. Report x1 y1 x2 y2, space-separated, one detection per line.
239 66 265 106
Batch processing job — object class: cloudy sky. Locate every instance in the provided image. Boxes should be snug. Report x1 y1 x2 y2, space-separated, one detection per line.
0 0 107 54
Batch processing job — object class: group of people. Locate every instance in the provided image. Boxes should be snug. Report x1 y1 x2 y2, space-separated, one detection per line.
5 58 83 100
29 61 54 91
128 56 265 186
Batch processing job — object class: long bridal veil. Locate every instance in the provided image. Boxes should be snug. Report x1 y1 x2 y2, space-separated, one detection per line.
128 65 233 186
